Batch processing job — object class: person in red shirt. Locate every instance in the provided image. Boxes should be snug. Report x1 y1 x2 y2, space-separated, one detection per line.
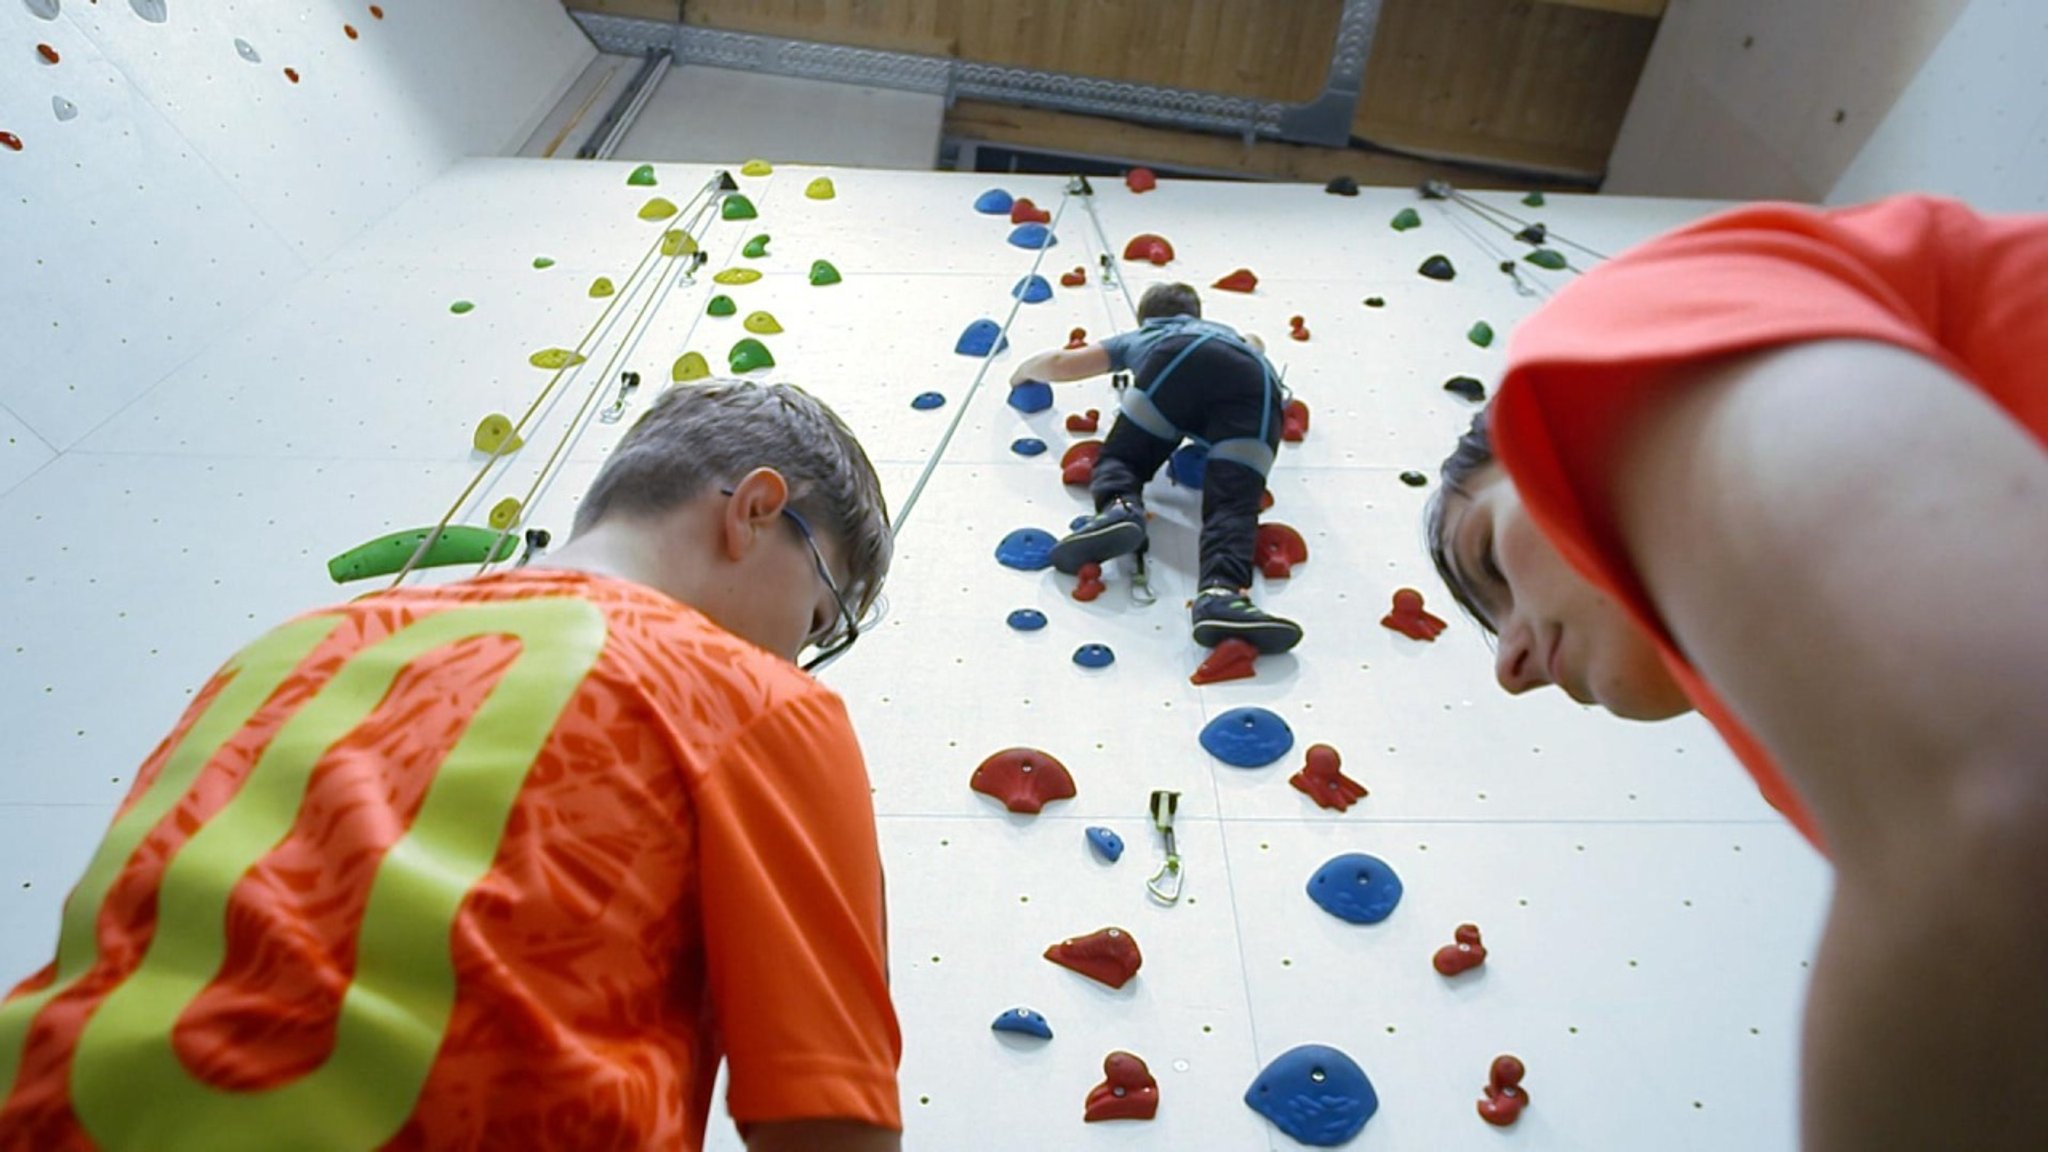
1426 194 2048 1151
0 381 904 1152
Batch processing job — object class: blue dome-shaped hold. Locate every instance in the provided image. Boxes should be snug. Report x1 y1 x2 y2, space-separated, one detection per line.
974 188 1015 215
1307 853 1404 925
1011 437 1048 457
1169 442 1210 489
995 528 1057 571
990 1006 1053 1040
1073 643 1115 669
1200 706 1294 767
1086 826 1125 863
1012 274 1054 304
911 391 946 410
1070 514 1094 532
1007 379 1053 414
1245 1044 1379 1146
956 319 1010 358
1008 223 1057 250
1006 608 1048 631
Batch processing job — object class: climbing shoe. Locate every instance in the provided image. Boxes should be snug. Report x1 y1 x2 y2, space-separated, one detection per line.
1190 588 1303 654
1050 498 1148 574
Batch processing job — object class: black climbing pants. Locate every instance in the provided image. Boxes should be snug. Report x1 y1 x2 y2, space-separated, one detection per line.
1090 335 1282 592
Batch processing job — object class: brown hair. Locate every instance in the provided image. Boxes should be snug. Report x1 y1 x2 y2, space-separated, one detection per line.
1137 282 1202 321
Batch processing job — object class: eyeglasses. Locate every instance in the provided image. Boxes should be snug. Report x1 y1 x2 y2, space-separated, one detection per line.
722 487 860 672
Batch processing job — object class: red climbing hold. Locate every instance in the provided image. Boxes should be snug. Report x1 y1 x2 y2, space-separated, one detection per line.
284 67 301 83
1124 167 1157 194
1212 268 1258 293
971 747 1077 815
1085 1051 1160 1122
37 44 60 64
1477 1055 1529 1127
1434 923 1488 976
1065 327 1088 350
1281 399 1310 443
1191 638 1259 685
1073 562 1106 602
0 132 21 152
1254 523 1308 579
1259 489 1275 512
1288 314 1310 342
1046 927 1143 989
1061 266 1087 287
1382 588 1448 641
1062 440 1102 487
1123 234 1175 265
345 23 359 39
1065 409 1100 434
1290 744 1367 811
1010 197 1051 225
370 4 385 17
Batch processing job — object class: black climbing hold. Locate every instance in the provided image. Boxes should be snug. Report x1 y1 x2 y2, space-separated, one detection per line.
1400 471 1429 488
1362 296 1386 309
1514 223 1547 246
716 170 740 192
1325 176 1359 197
1499 261 1519 276
1418 255 1456 281
1443 376 1486 403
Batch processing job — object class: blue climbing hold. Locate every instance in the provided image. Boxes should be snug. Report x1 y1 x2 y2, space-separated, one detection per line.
1006 608 1048 631
1086 826 1125 863
1012 437 1048 457
956 319 1009 358
1201 707 1294 768
991 1007 1053 1040
1008 223 1057 250
995 528 1057 571
1012 274 1053 303
1007 379 1053 414
911 392 946 410
1070 514 1094 532
1245 1044 1379 1146
974 188 1015 215
1169 442 1209 489
1306 854 1404 925
1073 644 1115 669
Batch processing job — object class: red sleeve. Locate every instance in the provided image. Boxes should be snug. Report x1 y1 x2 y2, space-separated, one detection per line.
695 686 902 1131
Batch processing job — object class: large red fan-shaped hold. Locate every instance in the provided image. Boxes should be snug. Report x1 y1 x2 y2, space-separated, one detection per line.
1477 1055 1530 1127
1085 1051 1160 1122
1382 588 1448 641
1065 408 1100 433
1073 562 1106 602
1009 197 1051 225
1212 268 1258 293
971 747 1077 814
1046 927 1143 989
1254 522 1308 579
1191 638 1259 685
1290 743 1366 811
1124 167 1157 194
1123 233 1175 265
1060 266 1087 287
1281 398 1310 443
1434 923 1487 976
1062 440 1102 487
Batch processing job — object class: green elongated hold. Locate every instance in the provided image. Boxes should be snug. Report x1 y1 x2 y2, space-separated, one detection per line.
722 194 759 220
1525 248 1568 271
742 233 771 258
1390 207 1421 231
1522 191 1546 207
532 256 555 269
326 526 518 584
707 294 737 316
627 164 657 186
729 337 775 373
449 300 475 314
809 259 841 285
1468 320 1495 348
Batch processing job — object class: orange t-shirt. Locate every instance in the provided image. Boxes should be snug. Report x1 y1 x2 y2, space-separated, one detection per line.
0 569 901 1150
1493 194 2048 850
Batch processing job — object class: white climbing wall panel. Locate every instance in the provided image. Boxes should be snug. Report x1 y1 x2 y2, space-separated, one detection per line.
0 141 1836 1150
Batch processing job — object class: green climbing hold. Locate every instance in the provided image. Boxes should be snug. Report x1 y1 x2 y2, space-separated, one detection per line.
1523 191 1546 208
1468 321 1495 348
742 234 771 258
589 277 615 298
449 300 475 315
707 295 737 317
639 197 679 222
532 256 555 270
728 338 775 373
743 311 783 335
809 259 842 286
672 352 710 382
627 164 657 187
326 525 518 584
722 195 759 220
529 347 587 370
1525 248 1568 271
1391 207 1422 232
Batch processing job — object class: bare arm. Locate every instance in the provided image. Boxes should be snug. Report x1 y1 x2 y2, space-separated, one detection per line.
1010 345 1111 387
747 1120 901 1152
1610 339 2048 1151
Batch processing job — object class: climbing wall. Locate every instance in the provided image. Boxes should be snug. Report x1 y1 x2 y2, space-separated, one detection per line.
1 22 1836 1140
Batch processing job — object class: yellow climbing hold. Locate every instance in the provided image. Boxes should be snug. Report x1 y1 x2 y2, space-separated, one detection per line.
741 158 773 177
743 311 783 335
638 196 679 221
529 347 587 370
713 267 762 285
589 277 615 298
488 497 523 531
672 351 711 382
472 413 524 455
805 176 836 200
661 229 698 257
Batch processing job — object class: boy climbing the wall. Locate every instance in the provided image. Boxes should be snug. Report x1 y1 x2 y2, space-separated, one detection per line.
0 381 905 1152
1010 282 1302 654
